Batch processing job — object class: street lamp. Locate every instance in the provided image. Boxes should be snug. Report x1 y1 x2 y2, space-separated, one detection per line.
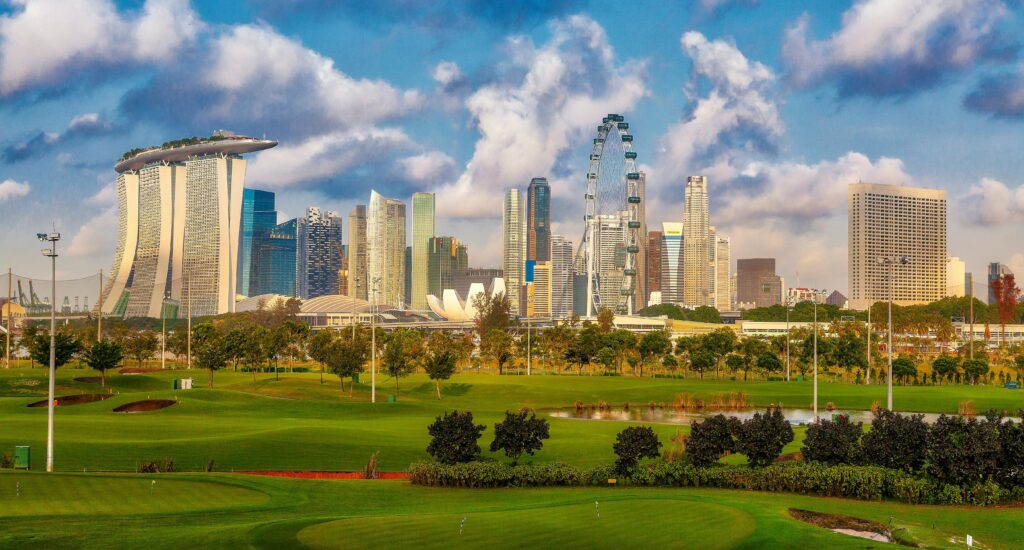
812 292 819 423
877 256 910 411
784 295 794 382
37 231 60 472
370 277 381 404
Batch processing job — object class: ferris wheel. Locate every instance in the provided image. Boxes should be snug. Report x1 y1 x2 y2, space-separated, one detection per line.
577 113 642 316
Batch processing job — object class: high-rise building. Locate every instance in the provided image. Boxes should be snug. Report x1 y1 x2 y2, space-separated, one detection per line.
298 207 343 299
988 262 1014 304
848 183 947 309
427 237 468 299
714 235 731 311
634 172 647 313
550 235 574 319
660 223 684 305
529 262 552 317
526 178 551 262
946 256 966 297
347 205 367 300
646 230 662 307
503 189 526 314
404 246 412 306
102 133 277 318
594 215 628 311
737 258 782 308
682 175 711 307
368 190 406 307
257 218 299 297
411 192 435 310
454 268 503 297
338 245 349 296
238 189 277 297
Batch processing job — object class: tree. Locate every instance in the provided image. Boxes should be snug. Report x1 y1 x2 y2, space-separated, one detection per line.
222 328 249 373
736 408 793 467
926 415 1000 486
689 306 721 323
427 411 486 464
990 274 1021 348
472 291 511 337
29 331 81 368
489 410 550 465
801 414 862 465
326 339 367 396
81 339 123 386
612 426 662 474
595 346 618 374
307 329 335 384
165 329 188 364
689 349 715 379
241 325 268 383
891 356 917 385
931 355 960 384
194 330 231 388
636 330 671 377
962 358 990 384
120 331 159 369
1015 355 1024 383
596 308 615 333
424 332 458 399
479 329 514 375
382 329 422 399
756 351 783 378
686 414 741 467
725 353 747 379
995 414 1024 488
860 410 928 472
661 354 679 374
702 328 737 379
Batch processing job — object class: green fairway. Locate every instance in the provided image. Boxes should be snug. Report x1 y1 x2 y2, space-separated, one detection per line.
1 367 1022 472
1 472 1022 549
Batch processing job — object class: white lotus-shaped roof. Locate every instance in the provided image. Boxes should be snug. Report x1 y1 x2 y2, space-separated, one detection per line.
427 278 506 321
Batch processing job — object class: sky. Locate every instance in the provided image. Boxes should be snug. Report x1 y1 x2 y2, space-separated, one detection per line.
1 0 1023 293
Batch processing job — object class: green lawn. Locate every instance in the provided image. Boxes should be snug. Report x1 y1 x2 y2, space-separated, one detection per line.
1 367 1021 472
0 471 1021 549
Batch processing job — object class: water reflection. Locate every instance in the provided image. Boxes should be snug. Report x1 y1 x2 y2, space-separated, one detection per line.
548 407 1017 426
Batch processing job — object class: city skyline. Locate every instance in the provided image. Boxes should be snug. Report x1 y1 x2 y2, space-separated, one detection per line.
1 1 1023 291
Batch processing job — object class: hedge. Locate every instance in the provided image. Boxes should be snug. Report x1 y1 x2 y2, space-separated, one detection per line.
408 461 1024 505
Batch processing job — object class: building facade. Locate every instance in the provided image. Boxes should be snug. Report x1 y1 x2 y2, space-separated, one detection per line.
646 230 662 308
550 235 574 319
427 237 468 300
347 205 367 300
682 176 711 307
526 177 551 262
102 134 277 318
714 234 731 311
660 223 684 305
410 192 435 310
367 190 406 307
298 207 343 299
848 183 947 309
737 258 782 308
946 256 966 297
988 262 1014 304
257 218 298 297
454 268 503 298
503 189 526 314
238 189 277 297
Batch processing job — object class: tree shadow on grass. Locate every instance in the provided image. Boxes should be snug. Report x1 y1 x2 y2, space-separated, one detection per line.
408 382 472 397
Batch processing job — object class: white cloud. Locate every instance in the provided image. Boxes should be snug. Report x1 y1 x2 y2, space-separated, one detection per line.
0 0 203 95
960 177 1024 226
398 151 456 183
247 128 416 188
783 0 1012 96
0 179 31 202
435 14 648 218
66 206 117 257
431 61 463 86
86 183 116 206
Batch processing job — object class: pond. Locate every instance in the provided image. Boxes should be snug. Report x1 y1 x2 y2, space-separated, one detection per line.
547 407 1017 426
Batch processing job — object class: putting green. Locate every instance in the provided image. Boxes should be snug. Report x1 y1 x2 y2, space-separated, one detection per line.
0 473 269 516
297 499 756 549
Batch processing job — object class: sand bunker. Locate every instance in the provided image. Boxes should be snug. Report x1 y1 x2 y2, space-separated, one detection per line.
27 394 111 408
113 399 177 413
788 509 904 545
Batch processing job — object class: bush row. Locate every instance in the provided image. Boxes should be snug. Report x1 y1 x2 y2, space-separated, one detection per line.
408 460 1024 505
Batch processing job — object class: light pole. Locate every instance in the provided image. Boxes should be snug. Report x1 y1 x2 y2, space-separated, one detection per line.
526 289 533 376
784 296 793 381
865 300 871 385
878 256 909 411
37 231 60 472
370 277 380 403
812 293 819 423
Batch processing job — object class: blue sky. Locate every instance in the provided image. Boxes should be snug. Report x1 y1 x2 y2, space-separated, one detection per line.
1 0 1023 293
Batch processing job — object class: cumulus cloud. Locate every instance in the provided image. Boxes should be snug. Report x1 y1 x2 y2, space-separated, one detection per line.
3 112 116 163
398 151 457 183
120 23 422 141
782 0 1015 97
0 0 203 97
435 15 648 218
66 206 117 257
0 179 31 202
965 66 1024 118
960 177 1024 226
698 0 759 16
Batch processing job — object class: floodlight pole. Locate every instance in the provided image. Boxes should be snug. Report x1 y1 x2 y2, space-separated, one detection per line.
371 277 380 403
186 275 192 370
784 297 791 381
887 260 893 411
39 232 60 472
97 270 102 341
5 267 10 369
812 296 818 423
865 301 871 384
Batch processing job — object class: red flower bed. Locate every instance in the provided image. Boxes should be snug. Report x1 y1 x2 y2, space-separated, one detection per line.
236 471 409 480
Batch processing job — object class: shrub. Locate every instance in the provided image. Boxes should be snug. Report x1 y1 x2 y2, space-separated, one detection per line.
996 416 1024 487
926 415 1000 486
736 408 794 467
0 453 12 468
612 426 662 474
138 458 176 473
408 461 585 488
801 414 862 465
489 410 550 465
860 410 927 472
686 414 741 467
427 410 486 465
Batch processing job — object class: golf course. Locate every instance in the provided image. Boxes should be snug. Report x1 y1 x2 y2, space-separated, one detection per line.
2 366 1023 548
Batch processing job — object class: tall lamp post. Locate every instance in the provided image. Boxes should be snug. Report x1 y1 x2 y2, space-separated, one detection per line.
370 277 380 403
812 292 819 423
37 231 60 472
878 256 909 411
784 296 793 381
865 300 872 385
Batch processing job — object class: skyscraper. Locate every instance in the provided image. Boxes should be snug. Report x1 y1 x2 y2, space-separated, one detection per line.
347 205 367 300
682 175 711 307
411 192 436 310
102 133 277 318
988 262 1014 304
368 190 406 307
594 215 627 311
503 189 526 314
550 235 574 319
526 177 551 262
257 218 298 297
848 183 947 309
634 172 647 312
646 230 662 307
298 207 343 299
660 223 684 305
238 189 277 297
946 256 966 297
427 237 468 299
714 235 731 311
737 258 782 308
